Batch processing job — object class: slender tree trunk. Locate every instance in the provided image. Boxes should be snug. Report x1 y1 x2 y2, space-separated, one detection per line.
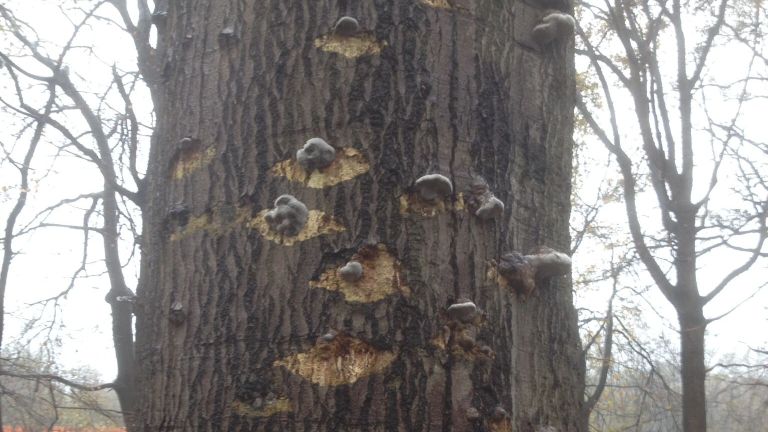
677 303 707 432
135 0 584 430
675 205 707 432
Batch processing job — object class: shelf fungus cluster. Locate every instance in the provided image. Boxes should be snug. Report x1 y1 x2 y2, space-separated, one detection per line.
264 195 309 237
433 299 493 359
496 247 572 298
296 137 336 172
531 11 575 47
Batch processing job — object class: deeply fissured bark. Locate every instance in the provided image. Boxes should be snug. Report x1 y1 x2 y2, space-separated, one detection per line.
135 0 583 430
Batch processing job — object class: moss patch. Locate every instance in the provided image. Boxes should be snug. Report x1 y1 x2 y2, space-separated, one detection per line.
270 147 370 188
310 244 410 303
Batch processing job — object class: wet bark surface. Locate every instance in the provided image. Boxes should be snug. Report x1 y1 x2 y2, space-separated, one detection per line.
135 0 583 430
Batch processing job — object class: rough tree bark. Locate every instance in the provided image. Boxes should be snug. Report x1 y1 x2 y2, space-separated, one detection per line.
135 0 583 430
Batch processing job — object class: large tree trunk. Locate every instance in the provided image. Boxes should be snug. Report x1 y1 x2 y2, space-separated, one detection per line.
134 0 583 430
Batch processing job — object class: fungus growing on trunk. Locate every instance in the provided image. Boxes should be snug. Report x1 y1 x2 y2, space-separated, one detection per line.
476 196 505 220
414 174 453 202
264 195 309 237
531 12 575 47
447 299 478 323
169 301 185 325
497 247 571 297
339 260 364 282
333 16 360 37
467 176 504 220
296 137 336 172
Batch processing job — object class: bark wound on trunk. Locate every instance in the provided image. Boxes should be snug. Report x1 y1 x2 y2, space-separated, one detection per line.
136 0 583 430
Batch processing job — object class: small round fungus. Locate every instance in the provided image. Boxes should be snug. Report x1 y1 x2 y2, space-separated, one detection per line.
333 16 360 37
220 25 236 38
296 137 336 172
414 174 453 202
339 260 364 282
447 299 477 323
169 301 185 324
321 330 338 342
265 194 309 237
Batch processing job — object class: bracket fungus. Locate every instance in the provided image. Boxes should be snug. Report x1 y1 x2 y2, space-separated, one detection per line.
296 137 336 172
318 329 338 344
339 260 364 282
264 195 309 237
169 301 185 325
467 176 504 220
476 196 505 220
526 247 572 278
497 247 572 297
220 24 237 39
447 299 478 323
333 16 360 37
531 12 575 47
414 174 453 202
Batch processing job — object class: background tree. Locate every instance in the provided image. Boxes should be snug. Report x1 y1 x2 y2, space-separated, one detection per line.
575 0 768 429
0 344 124 431
0 1 150 427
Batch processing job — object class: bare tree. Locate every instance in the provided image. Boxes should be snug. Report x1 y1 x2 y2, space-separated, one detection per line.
0 1 152 426
575 0 768 429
